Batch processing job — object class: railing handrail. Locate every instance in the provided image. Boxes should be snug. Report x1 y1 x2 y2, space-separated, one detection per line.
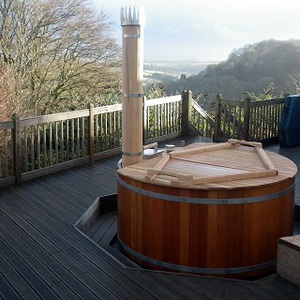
191 99 215 127
0 120 14 130
94 103 122 114
249 97 285 107
19 109 90 126
145 95 181 106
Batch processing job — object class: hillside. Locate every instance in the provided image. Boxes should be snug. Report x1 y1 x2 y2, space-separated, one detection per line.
163 39 300 99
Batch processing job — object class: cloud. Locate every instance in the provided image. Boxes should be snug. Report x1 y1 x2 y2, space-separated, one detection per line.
93 0 300 61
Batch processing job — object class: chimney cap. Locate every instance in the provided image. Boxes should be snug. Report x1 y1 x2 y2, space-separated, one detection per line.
120 6 144 26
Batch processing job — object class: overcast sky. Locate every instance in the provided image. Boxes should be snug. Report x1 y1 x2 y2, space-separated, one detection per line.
92 0 300 62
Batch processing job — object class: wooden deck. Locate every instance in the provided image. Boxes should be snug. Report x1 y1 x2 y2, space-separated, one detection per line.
1 139 300 299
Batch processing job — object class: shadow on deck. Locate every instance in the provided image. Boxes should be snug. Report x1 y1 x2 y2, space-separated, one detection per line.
1 137 300 299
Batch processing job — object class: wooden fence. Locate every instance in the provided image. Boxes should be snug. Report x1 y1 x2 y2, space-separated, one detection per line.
0 95 185 187
213 94 285 142
0 91 286 187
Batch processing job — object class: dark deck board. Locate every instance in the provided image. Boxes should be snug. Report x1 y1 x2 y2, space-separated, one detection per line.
1 143 300 300
0 251 43 300
0 201 116 300
1 225 77 300
0 189 150 299
90 212 117 244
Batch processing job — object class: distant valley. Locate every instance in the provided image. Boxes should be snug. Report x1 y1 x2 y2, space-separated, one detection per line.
144 60 219 84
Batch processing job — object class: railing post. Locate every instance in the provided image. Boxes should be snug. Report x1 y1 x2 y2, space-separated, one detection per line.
12 114 22 184
243 97 251 141
143 96 148 145
213 94 222 142
88 103 95 162
181 90 192 136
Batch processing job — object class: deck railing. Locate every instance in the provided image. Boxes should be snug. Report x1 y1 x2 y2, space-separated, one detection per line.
144 95 182 142
0 91 286 187
213 95 285 142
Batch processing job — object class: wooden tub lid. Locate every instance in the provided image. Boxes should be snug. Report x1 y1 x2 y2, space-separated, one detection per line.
117 140 297 189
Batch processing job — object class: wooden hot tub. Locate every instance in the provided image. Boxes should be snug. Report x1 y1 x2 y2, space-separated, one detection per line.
117 140 297 279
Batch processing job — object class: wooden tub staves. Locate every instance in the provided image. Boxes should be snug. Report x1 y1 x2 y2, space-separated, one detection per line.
117 141 297 279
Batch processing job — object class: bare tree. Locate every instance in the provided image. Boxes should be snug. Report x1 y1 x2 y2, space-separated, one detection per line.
288 72 300 94
0 0 121 119
0 63 19 120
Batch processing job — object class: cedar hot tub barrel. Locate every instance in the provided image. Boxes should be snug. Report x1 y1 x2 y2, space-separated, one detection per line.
117 142 297 279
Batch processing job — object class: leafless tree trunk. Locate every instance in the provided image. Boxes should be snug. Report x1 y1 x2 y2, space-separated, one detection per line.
289 72 300 94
